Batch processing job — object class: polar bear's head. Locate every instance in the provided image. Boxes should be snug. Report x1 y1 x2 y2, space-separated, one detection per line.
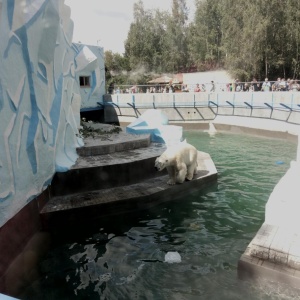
154 155 169 171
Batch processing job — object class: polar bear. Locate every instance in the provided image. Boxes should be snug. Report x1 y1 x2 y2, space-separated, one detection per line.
155 142 198 185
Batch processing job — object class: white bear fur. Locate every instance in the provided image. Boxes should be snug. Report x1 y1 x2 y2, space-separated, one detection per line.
155 142 198 185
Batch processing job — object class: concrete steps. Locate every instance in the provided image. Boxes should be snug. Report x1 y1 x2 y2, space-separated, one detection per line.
43 124 218 228
49 124 168 197
50 124 167 197
41 152 217 228
50 142 166 196
76 131 151 156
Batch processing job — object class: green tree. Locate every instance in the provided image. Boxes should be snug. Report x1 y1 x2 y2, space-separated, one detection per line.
104 50 130 89
118 0 300 82
105 50 129 72
124 0 158 71
188 0 223 71
163 0 189 72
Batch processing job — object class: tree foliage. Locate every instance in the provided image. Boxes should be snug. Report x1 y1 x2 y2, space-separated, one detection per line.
106 0 300 84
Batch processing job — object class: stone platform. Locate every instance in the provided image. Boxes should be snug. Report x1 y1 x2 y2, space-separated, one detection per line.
238 160 300 288
238 223 300 287
77 130 151 156
42 124 218 228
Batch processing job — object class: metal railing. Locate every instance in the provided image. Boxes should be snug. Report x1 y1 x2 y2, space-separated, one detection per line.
104 91 300 109
102 90 300 124
108 80 300 95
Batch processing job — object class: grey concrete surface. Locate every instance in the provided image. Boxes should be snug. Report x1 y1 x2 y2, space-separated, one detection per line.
77 123 151 156
41 151 217 228
43 151 215 214
43 122 218 227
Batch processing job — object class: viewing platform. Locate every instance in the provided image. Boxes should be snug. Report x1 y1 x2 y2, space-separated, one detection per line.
102 91 300 126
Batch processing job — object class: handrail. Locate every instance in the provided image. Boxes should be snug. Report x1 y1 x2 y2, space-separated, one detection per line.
244 101 253 116
226 101 234 107
209 101 218 107
127 102 135 109
103 93 300 124
244 102 252 109
280 103 292 110
226 101 234 115
264 102 273 110
280 103 293 122
264 102 273 118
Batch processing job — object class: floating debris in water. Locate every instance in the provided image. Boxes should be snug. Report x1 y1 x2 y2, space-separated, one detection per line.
164 251 181 263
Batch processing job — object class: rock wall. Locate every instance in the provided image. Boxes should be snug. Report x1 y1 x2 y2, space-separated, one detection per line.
0 0 83 227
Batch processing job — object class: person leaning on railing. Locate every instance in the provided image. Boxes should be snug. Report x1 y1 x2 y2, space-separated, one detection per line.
290 80 300 92
181 84 189 92
261 78 271 92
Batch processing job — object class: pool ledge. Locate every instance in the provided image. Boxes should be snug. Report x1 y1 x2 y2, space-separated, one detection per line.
238 160 300 287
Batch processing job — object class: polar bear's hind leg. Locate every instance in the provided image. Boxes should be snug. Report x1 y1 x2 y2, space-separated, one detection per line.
186 161 197 181
176 164 187 183
194 162 198 174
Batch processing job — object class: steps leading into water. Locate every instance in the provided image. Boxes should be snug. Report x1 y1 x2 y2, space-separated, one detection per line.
41 152 217 228
43 123 218 229
76 132 151 156
51 142 166 196
51 124 167 196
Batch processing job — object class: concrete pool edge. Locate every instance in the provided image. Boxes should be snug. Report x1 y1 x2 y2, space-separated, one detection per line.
238 159 300 288
117 115 300 141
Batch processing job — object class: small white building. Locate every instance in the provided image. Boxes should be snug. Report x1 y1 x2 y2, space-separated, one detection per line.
73 43 106 112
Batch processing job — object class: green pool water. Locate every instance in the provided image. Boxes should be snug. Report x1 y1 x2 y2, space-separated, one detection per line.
23 131 300 300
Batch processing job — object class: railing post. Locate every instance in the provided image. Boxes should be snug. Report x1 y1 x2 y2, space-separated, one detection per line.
264 102 273 119
244 101 253 117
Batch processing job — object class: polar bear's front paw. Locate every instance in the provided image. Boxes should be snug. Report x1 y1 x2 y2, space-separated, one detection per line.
186 173 194 181
167 179 176 185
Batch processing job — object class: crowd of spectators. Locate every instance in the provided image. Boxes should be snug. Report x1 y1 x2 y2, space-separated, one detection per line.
110 77 300 94
227 77 300 92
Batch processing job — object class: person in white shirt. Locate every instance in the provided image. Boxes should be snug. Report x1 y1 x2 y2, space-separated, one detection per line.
261 78 271 92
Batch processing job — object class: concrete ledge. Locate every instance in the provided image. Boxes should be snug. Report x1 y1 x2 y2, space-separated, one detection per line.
238 252 300 288
77 133 151 156
51 143 167 196
238 222 300 287
41 151 217 229
213 123 297 141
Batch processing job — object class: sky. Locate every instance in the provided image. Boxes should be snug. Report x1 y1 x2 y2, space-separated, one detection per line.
65 0 195 54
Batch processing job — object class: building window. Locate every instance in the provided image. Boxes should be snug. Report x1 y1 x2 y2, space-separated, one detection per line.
79 76 90 87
